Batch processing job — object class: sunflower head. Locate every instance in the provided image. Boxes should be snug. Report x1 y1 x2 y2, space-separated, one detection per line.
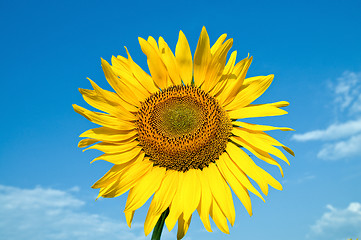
74 26 294 240
137 85 232 172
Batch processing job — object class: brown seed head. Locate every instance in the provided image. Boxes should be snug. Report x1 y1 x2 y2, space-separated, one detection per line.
137 85 232 172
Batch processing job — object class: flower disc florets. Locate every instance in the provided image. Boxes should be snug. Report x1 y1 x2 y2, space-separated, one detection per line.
137 85 232 172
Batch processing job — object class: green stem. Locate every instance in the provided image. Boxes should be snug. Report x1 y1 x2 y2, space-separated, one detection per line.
151 208 169 240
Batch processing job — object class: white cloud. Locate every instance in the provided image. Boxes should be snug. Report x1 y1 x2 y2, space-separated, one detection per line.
308 202 361 240
333 71 361 114
0 185 174 240
317 134 361 160
293 71 361 160
292 118 361 141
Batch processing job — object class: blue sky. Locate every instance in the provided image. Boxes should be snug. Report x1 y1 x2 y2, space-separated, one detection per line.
1 0 361 239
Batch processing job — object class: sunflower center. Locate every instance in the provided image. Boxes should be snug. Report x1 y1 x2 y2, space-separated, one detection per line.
137 85 232 172
153 97 202 137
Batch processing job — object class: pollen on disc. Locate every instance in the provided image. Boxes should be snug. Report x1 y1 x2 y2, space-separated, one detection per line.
137 85 232 172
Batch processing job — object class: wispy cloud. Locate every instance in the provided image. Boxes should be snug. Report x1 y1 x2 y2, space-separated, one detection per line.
308 202 361 240
333 71 361 115
0 185 174 240
292 118 361 141
317 133 361 160
293 71 361 160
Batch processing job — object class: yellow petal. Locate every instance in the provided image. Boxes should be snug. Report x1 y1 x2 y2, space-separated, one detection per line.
165 172 184 232
231 136 284 177
210 33 227 54
153 170 179 215
249 130 287 148
225 74 274 110
210 50 237 97
217 57 250 106
196 167 213 232
124 47 159 93
231 53 250 77
222 51 237 75
221 57 253 106
177 213 192 240
193 26 211 87
175 30 193 85
80 127 137 142
205 163 235 225
101 159 153 198
111 56 151 100
217 154 253 216
210 199 229 234
72 104 135 131
269 101 290 107
232 128 290 164
125 166 166 212
96 179 120 199
283 146 295 156
101 58 140 107
232 121 294 132
144 200 162 236
226 142 283 195
226 144 268 195
78 138 98 148
92 164 124 189
92 153 145 189
124 210 134 227
138 37 169 89
221 150 265 201
147 36 158 50
243 75 274 85
79 88 135 121
158 36 182 85
202 38 233 93
83 140 139 154
228 103 288 119
88 78 138 114
91 147 142 164
182 169 201 221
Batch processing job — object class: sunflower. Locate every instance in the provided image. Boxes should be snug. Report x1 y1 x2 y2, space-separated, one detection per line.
73 27 294 239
